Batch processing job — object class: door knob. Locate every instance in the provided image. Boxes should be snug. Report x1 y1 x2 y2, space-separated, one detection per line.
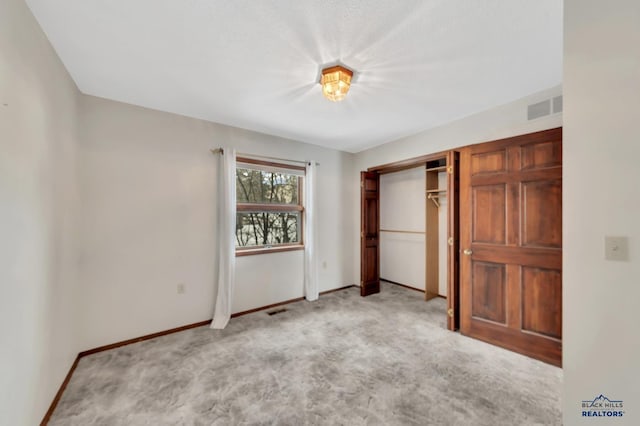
463 249 473 256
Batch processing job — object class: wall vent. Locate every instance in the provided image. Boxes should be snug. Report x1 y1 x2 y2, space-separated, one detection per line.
527 95 563 120
528 100 551 120
552 95 563 113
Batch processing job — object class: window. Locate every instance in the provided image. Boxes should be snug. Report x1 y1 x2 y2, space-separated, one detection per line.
235 158 305 255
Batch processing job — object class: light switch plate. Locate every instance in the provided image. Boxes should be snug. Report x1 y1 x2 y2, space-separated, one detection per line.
605 236 629 261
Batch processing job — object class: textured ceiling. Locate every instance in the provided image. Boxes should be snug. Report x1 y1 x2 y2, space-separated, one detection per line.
25 0 562 153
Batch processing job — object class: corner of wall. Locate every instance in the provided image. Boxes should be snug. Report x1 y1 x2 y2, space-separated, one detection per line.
0 0 83 423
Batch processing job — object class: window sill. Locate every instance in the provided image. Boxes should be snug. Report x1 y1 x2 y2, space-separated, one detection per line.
236 245 304 257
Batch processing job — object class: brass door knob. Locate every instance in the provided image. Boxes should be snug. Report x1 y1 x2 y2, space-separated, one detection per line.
463 249 473 256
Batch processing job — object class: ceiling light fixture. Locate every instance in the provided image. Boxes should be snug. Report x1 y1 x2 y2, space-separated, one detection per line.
320 65 353 102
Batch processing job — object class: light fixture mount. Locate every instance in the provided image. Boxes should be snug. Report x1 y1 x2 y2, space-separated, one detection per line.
320 65 354 102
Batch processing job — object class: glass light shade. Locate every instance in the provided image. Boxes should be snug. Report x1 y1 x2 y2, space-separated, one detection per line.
321 66 353 102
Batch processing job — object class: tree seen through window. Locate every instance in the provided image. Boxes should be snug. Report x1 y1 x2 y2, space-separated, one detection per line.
235 164 303 248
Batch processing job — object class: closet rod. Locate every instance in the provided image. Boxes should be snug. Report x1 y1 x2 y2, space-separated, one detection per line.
210 148 319 166
425 166 447 172
425 188 447 193
379 229 425 235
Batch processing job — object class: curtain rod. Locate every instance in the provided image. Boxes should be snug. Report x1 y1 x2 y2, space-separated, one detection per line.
210 148 319 166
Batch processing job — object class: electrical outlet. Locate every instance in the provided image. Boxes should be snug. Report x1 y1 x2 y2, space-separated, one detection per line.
605 236 629 261
177 283 186 294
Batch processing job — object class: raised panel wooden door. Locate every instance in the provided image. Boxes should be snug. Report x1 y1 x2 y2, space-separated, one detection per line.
360 171 380 296
460 128 562 366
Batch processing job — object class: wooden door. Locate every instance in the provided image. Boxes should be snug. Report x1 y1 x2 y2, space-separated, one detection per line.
360 171 380 296
459 128 562 366
447 151 460 331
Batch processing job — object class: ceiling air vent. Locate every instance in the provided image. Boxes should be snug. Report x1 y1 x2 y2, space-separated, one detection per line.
528 100 551 120
552 95 563 113
527 95 563 120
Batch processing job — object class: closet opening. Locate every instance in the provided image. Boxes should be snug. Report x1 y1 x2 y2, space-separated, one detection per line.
361 127 561 363
360 151 460 330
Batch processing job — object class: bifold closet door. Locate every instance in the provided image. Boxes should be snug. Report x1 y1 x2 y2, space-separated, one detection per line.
459 128 562 366
360 171 380 296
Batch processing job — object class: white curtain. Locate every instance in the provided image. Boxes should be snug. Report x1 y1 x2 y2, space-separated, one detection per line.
304 161 319 301
211 148 236 329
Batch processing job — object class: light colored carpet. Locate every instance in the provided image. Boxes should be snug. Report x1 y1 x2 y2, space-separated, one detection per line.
49 282 562 425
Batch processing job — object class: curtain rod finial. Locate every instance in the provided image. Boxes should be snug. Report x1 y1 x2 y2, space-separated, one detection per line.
211 148 224 155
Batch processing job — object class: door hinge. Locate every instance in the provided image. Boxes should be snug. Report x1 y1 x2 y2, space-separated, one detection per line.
447 308 454 318
361 231 364 238
447 166 453 174
360 181 364 188
448 237 454 246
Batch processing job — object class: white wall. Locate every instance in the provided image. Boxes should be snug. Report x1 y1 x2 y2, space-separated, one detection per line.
354 85 563 169
0 0 80 424
379 167 425 290
564 1 640 424
353 86 563 286
78 95 355 351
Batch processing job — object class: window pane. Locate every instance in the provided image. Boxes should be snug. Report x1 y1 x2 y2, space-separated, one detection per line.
236 168 300 205
235 212 301 247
